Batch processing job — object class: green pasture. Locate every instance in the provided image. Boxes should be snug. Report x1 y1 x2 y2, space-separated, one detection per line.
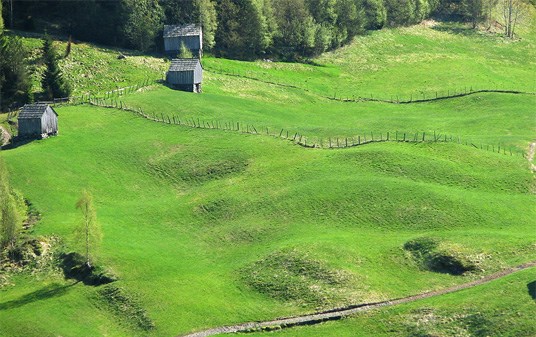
0 18 534 337
246 268 536 337
0 105 534 336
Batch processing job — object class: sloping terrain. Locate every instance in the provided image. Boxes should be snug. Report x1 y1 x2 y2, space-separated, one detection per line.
0 19 535 337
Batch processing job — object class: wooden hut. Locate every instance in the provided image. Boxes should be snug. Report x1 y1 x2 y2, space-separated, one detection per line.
18 103 58 139
164 24 203 58
166 59 203 93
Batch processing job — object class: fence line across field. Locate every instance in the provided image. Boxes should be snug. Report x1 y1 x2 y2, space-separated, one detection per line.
84 97 527 158
204 66 535 104
3 78 528 158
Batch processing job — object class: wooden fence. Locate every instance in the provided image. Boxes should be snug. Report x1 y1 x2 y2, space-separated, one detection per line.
85 98 527 158
4 78 158 122
204 66 535 104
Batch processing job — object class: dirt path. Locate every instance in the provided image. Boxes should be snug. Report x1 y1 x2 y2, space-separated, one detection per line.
178 261 536 337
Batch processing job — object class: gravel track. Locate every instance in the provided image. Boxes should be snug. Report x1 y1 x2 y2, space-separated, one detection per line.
178 261 536 337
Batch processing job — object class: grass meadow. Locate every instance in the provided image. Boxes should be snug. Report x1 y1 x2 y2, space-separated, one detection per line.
0 18 535 337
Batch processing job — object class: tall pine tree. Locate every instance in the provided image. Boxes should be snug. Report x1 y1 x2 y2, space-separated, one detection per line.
41 36 71 100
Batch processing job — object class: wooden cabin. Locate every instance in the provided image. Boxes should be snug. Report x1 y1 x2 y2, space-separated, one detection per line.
164 24 203 58
18 103 58 139
166 59 203 93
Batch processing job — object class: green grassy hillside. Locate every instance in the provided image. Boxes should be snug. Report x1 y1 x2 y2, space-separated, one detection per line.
202 20 536 100
246 268 536 337
0 19 535 337
0 105 534 336
13 31 167 96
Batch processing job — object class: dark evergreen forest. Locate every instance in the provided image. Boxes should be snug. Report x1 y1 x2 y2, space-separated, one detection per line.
0 0 511 59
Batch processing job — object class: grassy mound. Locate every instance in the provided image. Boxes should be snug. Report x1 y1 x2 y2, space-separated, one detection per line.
244 268 536 337
241 249 355 308
0 18 535 336
97 284 155 331
146 150 248 185
404 237 482 275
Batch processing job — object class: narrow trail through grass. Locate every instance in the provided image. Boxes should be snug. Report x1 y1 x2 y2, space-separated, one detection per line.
179 261 536 337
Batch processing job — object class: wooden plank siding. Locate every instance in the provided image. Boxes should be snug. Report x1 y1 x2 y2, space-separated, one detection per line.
18 104 58 138
166 59 203 93
41 106 58 135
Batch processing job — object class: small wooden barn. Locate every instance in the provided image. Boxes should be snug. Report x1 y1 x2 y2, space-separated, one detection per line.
163 24 203 58
166 59 203 93
18 103 58 139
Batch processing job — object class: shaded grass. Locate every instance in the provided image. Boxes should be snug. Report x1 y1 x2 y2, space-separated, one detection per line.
403 237 481 275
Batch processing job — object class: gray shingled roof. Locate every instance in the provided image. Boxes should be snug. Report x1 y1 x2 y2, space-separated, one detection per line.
164 24 201 38
168 59 200 72
19 103 56 119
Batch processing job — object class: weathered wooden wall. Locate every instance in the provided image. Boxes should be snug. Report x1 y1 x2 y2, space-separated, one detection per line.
18 106 58 137
41 106 58 135
18 118 41 137
167 70 194 85
166 63 202 85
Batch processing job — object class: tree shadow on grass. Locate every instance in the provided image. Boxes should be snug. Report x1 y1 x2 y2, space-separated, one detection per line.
431 22 500 40
528 281 536 301
0 282 77 311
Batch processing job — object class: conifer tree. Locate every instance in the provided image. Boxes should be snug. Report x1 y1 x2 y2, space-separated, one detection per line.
41 36 71 100
178 41 194 58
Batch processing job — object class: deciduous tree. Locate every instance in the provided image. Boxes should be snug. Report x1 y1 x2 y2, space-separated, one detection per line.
500 0 526 38
120 0 164 51
178 41 194 58
75 190 101 268
196 0 218 50
0 159 22 250
0 0 4 30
